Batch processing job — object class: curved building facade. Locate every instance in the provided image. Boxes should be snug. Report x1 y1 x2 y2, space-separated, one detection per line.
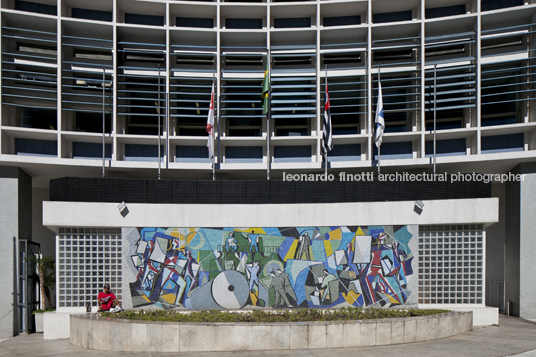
0 0 534 178
0 0 535 338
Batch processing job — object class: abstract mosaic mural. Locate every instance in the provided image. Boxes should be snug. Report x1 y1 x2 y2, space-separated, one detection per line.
123 226 416 310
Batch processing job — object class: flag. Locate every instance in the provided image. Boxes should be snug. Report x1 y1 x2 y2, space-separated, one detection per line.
261 60 270 115
206 81 215 159
322 79 333 155
374 81 385 148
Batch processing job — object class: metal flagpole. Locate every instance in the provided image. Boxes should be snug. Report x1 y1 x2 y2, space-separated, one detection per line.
433 63 437 175
377 64 381 175
157 65 161 180
378 145 380 175
324 64 328 178
166 92 169 170
267 50 271 181
102 67 106 178
212 64 216 181
214 96 218 181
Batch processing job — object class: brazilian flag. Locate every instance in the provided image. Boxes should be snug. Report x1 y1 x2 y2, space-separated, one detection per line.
261 60 270 115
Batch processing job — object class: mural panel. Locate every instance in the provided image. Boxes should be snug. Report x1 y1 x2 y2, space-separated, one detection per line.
123 226 417 310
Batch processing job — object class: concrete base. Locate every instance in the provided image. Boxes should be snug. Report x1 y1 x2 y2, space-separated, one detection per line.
418 305 499 326
450 307 499 326
70 311 472 352
34 314 44 333
44 312 70 340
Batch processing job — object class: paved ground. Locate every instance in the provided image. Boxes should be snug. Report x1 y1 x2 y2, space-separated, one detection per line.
1 315 536 357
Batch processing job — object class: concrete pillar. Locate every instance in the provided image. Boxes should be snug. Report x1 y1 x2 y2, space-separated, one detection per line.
485 182 506 309
505 163 536 318
0 167 32 338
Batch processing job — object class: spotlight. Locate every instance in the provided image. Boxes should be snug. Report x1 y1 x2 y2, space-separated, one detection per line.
414 200 424 215
118 201 129 217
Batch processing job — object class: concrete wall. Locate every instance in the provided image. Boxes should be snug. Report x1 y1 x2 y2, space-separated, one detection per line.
519 164 536 318
505 163 536 318
0 167 32 338
485 183 506 308
69 311 473 352
43 198 499 229
505 168 521 316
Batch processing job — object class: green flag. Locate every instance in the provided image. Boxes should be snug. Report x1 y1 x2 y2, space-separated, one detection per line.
261 60 270 115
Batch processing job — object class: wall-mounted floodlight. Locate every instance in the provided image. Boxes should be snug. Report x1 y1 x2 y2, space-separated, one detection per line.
118 201 129 218
414 200 424 215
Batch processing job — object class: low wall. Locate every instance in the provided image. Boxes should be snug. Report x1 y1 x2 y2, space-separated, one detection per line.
70 311 472 352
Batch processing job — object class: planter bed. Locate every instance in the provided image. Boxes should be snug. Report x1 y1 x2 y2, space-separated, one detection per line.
70 310 472 352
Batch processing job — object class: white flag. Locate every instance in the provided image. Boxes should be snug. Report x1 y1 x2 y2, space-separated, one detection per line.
374 81 385 148
206 81 215 159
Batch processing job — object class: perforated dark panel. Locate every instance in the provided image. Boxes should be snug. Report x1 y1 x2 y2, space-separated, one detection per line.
50 177 492 204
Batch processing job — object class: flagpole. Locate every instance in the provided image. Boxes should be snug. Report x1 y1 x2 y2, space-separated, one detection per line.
215 95 220 181
102 67 105 178
377 64 381 175
324 64 328 178
433 63 437 175
266 50 271 181
166 91 169 170
212 64 216 181
157 64 161 180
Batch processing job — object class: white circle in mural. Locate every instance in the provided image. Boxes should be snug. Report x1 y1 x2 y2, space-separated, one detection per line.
211 270 249 309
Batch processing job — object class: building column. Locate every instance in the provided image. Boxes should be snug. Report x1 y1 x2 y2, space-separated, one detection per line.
505 162 536 317
0 167 32 338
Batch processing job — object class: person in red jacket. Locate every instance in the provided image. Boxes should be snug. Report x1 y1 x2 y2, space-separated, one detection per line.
97 284 121 312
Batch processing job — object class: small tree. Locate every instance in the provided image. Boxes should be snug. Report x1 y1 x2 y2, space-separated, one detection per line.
27 254 55 310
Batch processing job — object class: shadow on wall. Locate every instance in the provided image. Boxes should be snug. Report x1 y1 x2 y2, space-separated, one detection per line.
126 226 417 310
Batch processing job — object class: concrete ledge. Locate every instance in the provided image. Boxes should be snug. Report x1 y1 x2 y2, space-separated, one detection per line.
70 311 472 352
450 306 499 326
44 312 71 340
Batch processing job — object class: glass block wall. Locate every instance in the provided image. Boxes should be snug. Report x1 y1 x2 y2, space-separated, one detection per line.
418 225 484 305
57 228 122 308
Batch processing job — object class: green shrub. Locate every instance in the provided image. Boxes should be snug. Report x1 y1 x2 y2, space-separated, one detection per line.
32 307 56 315
101 307 449 323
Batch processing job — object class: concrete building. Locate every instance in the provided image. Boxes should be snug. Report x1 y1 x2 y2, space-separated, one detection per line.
0 0 535 339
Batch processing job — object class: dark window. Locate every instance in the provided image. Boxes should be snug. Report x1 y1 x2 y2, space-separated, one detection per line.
226 18 263 29
323 15 361 27
481 115 518 127
72 8 113 22
373 10 412 23
19 108 56 130
73 143 111 159
274 17 311 28
425 139 466 157
176 17 214 28
75 113 111 134
373 49 413 62
373 142 413 160
481 0 523 11
323 52 361 65
176 146 211 163
15 138 57 156
274 146 311 163
481 134 523 153
125 13 165 26
327 144 361 162
177 128 208 136
125 144 164 161
226 146 263 163
425 5 465 18
15 0 56 15
425 109 464 131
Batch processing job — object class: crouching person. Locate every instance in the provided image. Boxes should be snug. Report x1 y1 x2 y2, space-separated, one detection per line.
98 284 122 312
